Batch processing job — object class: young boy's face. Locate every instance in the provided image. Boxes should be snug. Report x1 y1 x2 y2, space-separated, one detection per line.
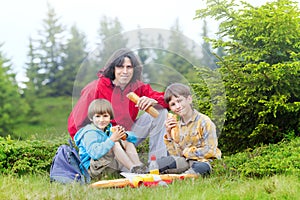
168 95 193 117
91 112 111 130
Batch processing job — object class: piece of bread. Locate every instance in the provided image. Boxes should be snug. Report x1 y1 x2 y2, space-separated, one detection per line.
167 113 180 143
126 92 159 118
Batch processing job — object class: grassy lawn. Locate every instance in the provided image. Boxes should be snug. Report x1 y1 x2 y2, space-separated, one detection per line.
0 173 299 200
4 97 299 200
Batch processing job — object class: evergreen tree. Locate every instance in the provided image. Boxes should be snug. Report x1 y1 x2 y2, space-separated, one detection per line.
75 16 128 90
97 16 128 68
0 46 29 137
135 27 157 84
136 26 151 64
25 37 43 96
56 25 88 96
23 38 41 124
161 19 200 85
195 0 300 153
25 3 67 97
201 19 219 69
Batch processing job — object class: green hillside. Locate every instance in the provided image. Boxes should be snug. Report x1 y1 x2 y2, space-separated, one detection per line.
13 97 72 140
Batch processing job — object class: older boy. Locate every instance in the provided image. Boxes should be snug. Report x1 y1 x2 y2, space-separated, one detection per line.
156 83 221 175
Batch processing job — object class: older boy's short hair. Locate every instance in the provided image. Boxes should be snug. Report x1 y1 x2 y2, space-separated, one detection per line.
88 99 114 120
164 83 191 104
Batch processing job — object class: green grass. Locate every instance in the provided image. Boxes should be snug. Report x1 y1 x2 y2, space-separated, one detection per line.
4 97 299 199
0 173 299 200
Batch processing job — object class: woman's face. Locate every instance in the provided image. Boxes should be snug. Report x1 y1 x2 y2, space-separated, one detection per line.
113 57 134 89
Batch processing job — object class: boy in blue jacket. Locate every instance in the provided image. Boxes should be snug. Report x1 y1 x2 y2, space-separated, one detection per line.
74 99 146 180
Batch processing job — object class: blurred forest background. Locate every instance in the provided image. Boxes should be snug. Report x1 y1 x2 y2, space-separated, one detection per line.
0 0 299 155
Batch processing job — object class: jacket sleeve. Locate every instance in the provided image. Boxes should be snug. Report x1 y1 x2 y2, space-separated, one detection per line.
68 80 99 139
125 131 137 145
83 130 115 160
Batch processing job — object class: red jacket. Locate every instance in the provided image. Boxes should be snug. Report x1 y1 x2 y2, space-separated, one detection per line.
68 77 169 138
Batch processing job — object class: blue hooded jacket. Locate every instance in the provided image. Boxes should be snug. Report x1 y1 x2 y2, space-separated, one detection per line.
74 123 137 170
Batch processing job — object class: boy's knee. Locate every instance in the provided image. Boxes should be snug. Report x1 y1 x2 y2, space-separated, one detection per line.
160 156 189 174
192 162 211 175
173 156 189 171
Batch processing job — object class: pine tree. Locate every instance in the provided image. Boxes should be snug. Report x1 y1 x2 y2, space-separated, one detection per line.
0 46 29 136
75 16 128 89
201 19 219 69
97 16 128 69
25 3 67 97
161 19 200 85
195 0 300 153
56 25 88 96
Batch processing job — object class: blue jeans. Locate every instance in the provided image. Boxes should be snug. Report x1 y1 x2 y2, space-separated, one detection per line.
191 161 211 175
156 156 211 175
131 109 168 161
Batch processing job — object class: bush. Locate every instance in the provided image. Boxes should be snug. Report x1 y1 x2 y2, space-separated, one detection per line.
0 135 148 176
1 135 299 179
193 0 300 154
213 137 300 178
0 136 66 175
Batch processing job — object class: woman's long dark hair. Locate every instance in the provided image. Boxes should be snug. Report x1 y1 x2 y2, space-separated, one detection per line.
98 48 143 82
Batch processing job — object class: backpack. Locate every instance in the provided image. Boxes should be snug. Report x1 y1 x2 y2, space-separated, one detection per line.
50 139 91 184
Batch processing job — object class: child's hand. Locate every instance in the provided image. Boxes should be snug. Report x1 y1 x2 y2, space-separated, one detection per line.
165 113 180 143
110 125 127 142
165 114 177 133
